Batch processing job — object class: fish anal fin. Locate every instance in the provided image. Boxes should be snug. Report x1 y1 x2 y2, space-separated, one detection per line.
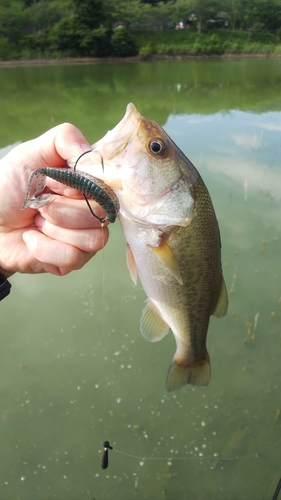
213 278 228 318
141 299 169 342
150 239 183 285
166 354 211 392
126 244 138 285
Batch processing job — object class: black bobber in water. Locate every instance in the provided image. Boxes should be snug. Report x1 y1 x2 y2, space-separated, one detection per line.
101 441 113 470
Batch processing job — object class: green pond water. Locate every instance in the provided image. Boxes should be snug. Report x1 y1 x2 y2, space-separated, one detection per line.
0 58 281 500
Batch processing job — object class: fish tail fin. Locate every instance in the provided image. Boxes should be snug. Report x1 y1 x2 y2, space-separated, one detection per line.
21 169 54 210
166 354 211 392
21 193 54 210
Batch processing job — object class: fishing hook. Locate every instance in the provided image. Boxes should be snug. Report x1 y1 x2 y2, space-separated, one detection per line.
74 149 105 223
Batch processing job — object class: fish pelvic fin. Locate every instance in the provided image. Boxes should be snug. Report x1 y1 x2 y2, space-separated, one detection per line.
166 354 211 392
126 244 138 286
140 299 170 342
213 278 228 318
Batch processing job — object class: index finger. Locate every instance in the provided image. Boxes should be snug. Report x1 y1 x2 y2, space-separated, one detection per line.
5 122 92 173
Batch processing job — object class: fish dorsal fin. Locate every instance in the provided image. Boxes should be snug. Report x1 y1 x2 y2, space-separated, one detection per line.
126 244 138 286
141 299 170 342
213 278 228 318
150 240 183 285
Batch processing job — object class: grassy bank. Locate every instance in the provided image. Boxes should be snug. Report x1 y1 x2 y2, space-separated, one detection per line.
134 30 281 58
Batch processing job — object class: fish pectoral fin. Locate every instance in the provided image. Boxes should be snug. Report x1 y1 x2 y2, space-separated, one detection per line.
126 244 138 285
166 354 211 392
213 278 228 318
140 300 170 342
150 240 183 285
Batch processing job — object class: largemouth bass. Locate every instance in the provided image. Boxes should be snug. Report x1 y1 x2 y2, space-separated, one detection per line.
71 103 228 392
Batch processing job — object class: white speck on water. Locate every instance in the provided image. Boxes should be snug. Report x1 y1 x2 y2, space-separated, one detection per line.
139 461 144 466
20 477 25 481
167 461 172 466
201 420 206 426
116 398 122 404
77 386 81 391
63 475 67 479
114 351 121 356
127 364 132 369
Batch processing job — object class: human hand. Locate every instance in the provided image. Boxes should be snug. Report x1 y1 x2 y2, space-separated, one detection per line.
0 123 109 277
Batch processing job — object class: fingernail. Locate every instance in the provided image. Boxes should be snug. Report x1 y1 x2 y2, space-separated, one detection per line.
80 143 93 153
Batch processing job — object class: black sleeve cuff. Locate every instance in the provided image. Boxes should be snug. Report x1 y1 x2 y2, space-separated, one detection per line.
0 274 12 301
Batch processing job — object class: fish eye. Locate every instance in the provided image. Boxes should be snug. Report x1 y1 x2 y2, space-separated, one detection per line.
149 139 165 156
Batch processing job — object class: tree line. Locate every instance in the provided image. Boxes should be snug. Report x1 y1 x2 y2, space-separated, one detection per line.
1 0 281 59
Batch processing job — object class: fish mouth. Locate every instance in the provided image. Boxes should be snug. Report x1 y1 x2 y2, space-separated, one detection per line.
92 103 141 162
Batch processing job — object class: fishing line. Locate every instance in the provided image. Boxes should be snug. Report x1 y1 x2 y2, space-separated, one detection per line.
74 149 106 223
74 150 115 468
111 438 281 499
101 224 108 426
112 436 281 464
99 219 113 469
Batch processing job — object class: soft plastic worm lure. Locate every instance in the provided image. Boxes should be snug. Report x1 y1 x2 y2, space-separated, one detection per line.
21 167 120 224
